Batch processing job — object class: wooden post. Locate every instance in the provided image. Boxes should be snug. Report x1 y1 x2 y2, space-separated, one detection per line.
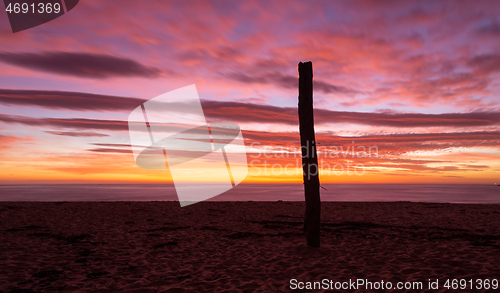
298 61 321 247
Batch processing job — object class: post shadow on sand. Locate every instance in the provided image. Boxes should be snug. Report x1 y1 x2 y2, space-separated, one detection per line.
298 61 321 247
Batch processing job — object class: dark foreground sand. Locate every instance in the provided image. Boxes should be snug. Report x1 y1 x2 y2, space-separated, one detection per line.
0 201 499 292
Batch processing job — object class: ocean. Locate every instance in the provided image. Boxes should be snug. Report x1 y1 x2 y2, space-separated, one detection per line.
0 184 498 203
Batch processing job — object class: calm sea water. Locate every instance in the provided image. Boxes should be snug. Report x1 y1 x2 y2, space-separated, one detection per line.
0 184 499 203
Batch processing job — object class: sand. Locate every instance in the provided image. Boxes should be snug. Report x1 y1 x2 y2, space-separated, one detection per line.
0 201 499 292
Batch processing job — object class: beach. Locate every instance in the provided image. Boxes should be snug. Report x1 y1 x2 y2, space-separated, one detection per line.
1 201 499 292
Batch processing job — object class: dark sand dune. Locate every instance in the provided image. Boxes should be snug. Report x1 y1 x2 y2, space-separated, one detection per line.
0 202 499 292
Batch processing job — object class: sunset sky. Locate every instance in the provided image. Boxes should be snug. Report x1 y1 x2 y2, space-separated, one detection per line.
0 0 499 184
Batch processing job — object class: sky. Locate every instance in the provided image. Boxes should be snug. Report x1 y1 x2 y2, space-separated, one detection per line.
0 0 499 184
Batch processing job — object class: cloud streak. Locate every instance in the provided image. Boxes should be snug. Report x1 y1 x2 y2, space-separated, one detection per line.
1 93 500 129
0 89 145 111
243 129 500 145
45 131 110 137
0 52 162 78
0 114 128 131
225 72 358 94
202 100 500 128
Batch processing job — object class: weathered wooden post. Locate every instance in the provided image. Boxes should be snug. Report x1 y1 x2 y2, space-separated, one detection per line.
298 61 321 247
